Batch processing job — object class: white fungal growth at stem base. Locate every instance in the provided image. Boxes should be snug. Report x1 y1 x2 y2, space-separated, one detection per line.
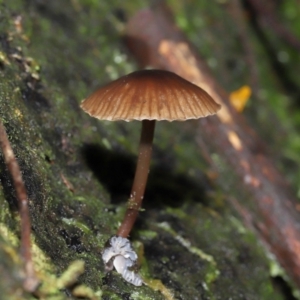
102 236 143 286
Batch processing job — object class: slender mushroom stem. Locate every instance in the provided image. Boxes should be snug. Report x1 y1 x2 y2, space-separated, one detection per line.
117 119 156 238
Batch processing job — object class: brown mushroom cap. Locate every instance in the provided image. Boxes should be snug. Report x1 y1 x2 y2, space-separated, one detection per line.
80 69 221 121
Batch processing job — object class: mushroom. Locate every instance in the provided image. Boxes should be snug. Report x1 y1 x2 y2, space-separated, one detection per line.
102 235 143 286
80 69 221 238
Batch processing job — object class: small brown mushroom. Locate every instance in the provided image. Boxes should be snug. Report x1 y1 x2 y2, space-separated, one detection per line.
80 69 221 238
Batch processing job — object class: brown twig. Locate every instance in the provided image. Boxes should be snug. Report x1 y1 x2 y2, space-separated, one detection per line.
0 120 39 292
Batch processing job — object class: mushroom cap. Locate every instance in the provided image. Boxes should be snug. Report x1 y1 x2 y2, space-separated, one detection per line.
80 69 221 121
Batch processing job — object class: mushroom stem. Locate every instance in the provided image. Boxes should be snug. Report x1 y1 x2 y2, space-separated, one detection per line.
117 120 156 238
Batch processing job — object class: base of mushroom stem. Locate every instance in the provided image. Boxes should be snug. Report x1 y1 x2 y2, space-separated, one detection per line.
102 235 143 286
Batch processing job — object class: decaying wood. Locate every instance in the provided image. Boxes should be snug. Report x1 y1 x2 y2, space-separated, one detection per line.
124 4 300 288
